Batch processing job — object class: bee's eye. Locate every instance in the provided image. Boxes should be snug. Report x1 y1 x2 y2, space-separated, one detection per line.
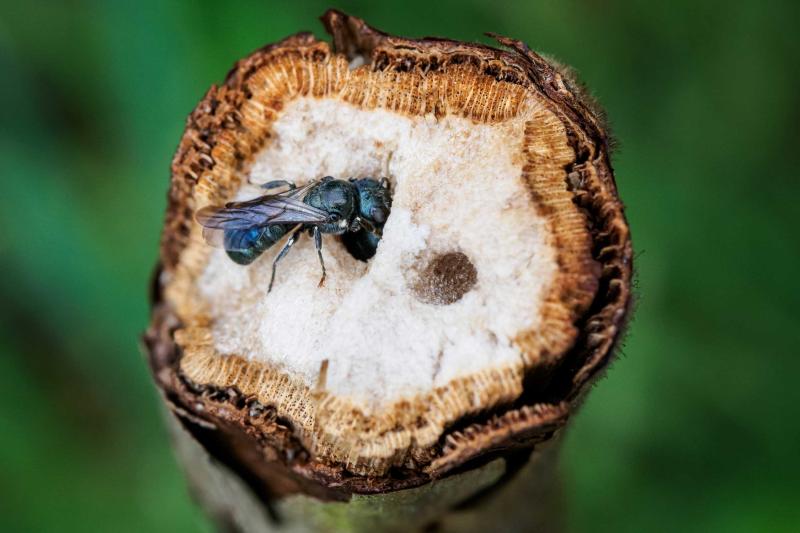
371 207 387 224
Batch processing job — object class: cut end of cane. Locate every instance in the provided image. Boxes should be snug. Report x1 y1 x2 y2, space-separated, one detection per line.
150 9 632 489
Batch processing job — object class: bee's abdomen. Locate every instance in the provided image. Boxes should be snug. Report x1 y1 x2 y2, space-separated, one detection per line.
224 225 289 265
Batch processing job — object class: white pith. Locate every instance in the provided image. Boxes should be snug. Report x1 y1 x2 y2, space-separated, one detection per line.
197 97 556 412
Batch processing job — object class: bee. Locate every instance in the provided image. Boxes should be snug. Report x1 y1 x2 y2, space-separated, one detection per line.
195 176 392 291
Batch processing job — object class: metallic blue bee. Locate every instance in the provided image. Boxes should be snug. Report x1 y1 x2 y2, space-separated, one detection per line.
196 176 391 291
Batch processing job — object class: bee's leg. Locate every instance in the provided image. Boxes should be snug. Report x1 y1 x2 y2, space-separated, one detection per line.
313 226 326 288
268 230 300 293
260 180 296 193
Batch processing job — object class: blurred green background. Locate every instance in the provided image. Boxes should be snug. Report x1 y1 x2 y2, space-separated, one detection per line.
1 1 797 531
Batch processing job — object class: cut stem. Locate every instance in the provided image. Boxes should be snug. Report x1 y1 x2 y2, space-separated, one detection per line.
147 9 632 532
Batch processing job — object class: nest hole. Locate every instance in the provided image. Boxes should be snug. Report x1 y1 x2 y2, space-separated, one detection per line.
411 251 478 305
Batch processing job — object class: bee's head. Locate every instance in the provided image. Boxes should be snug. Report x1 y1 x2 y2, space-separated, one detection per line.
352 178 392 225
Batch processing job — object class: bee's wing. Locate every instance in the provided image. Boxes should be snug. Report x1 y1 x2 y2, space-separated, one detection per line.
258 179 318 198
286 180 319 199
195 180 326 250
195 196 328 231
200 226 228 249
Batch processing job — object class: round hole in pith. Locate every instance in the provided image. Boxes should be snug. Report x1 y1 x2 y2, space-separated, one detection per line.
411 251 477 305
